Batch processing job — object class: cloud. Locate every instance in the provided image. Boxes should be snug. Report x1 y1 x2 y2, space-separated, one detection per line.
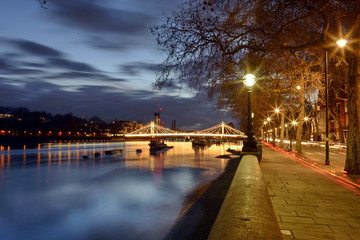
46 71 126 83
39 0 182 51
0 57 11 69
119 62 162 76
0 38 126 86
47 57 98 72
49 0 156 35
9 39 63 57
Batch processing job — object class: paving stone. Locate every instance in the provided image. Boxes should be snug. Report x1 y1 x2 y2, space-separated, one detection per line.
313 217 350 227
291 230 352 240
276 209 298 217
295 209 318 217
285 199 319 207
280 229 294 239
281 215 315 224
279 222 333 233
314 211 354 219
346 219 360 228
330 225 360 235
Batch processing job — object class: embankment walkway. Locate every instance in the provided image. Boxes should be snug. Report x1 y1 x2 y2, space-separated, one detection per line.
261 144 360 240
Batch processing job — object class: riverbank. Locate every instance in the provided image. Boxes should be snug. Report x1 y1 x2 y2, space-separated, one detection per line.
164 156 240 240
0 135 122 149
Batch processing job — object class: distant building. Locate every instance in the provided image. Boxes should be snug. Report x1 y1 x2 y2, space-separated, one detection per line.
333 89 348 140
0 113 13 118
171 120 176 130
110 121 143 136
317 88 348 142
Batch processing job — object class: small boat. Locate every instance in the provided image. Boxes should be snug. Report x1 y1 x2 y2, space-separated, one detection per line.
192 139 211 147
149 140 173 151
105 149 123 155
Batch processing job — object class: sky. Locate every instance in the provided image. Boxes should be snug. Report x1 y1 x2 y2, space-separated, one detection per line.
0 0 234 130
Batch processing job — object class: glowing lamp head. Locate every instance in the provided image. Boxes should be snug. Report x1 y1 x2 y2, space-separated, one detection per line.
275 108 280 113
336 39 347 48
244 74 256 87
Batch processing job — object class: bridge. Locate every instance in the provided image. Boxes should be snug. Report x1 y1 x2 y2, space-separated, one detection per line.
124 121 247 139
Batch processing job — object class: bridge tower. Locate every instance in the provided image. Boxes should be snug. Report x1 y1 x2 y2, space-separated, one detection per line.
154 111 161 125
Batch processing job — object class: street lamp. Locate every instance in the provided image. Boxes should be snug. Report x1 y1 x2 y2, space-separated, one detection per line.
242 73 258 152
325 39 347 165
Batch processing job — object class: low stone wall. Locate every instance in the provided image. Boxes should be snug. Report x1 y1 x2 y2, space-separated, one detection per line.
207 154 283 240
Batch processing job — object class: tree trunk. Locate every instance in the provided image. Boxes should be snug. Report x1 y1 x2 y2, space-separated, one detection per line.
279 113 285 148
296 75 305 153
334 106 345 143
345 14 360 174
295 119 303 153
313 104 320 140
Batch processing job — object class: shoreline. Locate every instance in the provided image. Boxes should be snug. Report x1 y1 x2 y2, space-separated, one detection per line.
0 136 124 149
164 156 240 240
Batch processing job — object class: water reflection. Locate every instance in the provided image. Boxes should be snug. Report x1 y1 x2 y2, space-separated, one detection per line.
0 141 241 240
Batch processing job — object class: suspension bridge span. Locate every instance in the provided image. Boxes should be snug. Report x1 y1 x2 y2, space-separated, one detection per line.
124 121 247 139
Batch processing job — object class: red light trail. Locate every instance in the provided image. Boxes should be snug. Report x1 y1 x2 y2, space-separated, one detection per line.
263 142 360 195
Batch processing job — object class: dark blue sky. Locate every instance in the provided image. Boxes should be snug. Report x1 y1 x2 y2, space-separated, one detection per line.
0 0 234 130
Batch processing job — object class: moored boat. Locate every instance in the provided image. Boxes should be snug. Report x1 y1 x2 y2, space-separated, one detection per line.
149 140 173 151
105 149 123 155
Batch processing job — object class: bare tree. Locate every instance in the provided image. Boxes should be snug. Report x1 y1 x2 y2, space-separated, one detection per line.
152 0 360 174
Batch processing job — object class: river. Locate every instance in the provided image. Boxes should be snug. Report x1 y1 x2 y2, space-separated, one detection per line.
0 140 241 240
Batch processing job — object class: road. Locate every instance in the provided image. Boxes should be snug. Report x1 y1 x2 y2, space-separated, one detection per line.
263 141 359 193
300 145 346 170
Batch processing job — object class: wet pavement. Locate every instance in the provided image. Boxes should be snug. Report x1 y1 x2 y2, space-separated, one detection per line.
261 143 360 240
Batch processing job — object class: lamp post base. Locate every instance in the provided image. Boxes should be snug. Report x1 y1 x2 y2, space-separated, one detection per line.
242 146 259 152
242 136 262 161
242 134 258 151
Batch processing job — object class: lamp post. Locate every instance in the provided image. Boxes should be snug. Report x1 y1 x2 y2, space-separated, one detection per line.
325 39 347 165
242 73 258 152
325 50 330 165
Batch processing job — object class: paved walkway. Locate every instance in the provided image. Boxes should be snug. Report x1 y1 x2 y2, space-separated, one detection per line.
260 144 360 240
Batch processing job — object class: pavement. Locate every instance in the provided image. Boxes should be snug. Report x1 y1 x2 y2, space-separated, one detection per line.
260 143 360 240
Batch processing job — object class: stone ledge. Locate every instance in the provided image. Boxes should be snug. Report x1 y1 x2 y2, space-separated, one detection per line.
207 155 283 240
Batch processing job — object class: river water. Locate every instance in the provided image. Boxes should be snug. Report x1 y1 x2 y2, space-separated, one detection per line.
0 141 241 240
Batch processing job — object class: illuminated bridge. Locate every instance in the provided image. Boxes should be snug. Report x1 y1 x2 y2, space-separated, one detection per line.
125 121 247 139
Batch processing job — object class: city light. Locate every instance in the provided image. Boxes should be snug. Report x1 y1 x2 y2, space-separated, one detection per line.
336 39 348 48
244 73 256 87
